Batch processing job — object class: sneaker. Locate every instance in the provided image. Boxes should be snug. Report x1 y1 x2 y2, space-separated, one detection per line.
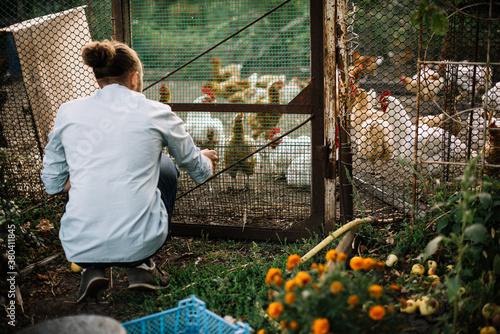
76 268 109 303
128 259 170 290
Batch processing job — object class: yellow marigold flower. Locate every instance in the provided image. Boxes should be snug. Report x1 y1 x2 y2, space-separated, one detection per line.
368 284 383 298
257 330 266 334
369 305 386 320
273 275 284 287
287 254 302 271
265 268 282 286
290 321 299 331
338 252 347 262
347 294 360 307
389 283 401 292
330 281 344 295
267 302 284 319
312 318 329 334
285 279 297 292
285 292 296 305
280 320 288 329
325 249 338 262
349 256 364 271
295 271 313 287
362 257 376 270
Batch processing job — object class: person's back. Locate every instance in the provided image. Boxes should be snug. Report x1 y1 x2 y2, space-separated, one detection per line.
41 40 218 302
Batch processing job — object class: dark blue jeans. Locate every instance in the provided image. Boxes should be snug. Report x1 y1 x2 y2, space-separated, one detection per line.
77 153 179 269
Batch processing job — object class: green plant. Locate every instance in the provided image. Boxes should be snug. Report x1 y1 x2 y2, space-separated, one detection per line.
260 252 403 334
423 156 500 333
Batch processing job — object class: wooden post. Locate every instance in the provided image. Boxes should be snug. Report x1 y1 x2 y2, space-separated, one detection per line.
323 0 338 233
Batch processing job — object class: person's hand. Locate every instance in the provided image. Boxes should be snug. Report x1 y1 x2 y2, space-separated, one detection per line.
201 149 218 172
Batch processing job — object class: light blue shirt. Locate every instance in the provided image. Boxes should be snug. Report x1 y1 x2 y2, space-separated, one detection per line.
41 84 212 263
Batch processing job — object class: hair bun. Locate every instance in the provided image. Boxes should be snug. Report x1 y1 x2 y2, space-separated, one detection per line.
81 40 116 68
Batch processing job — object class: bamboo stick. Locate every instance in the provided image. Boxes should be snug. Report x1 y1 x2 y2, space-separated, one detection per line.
300 216 376 263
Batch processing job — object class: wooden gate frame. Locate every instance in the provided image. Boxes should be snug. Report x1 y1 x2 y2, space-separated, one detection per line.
111 0 349 241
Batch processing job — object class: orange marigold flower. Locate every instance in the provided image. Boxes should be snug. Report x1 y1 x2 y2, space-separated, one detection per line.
368 284 383 298
362 257 376 270
316 263 326 276
257 330 266 334
273 275 284 287
349 256 364 271
310 263 318 270
374 261 385 271
389 283 401 292
347 294 360 307
369 305 386 320
312 318 329 334
325 249 338 262
285 279 297 292
287 254 302 271
387 305 395 313
267 302 284 319
285 292 296 305
338 252 347 262
295 271 313 287
330 281 343 295
265 268 282 286
290 321 299 330
280 320 288 329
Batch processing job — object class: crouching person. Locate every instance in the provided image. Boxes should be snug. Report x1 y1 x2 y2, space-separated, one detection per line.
41 40 217 302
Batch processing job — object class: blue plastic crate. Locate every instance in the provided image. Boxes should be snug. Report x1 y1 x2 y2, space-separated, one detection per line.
122 295 252 334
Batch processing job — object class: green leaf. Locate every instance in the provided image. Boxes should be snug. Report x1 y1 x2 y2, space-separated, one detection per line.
437 218 449 232
446 275 461 303
464 224 488 243
424 236 443 260
430 13 449 35
494 255 500 276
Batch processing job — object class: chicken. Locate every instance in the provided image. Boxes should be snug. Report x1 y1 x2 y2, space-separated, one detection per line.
184 111 225 154
350 86 381 133
227 73 268 104
380 93 468 175
224 113 259 188
286 152 311 188
210 56 242 82
193 84 217 103
443 61 492 100
280 77 303 104
248 80 284 140
267 128 311 178
204 76 249 100
256 74 286 89
401 66 444 101
420 111 462 137
388 46 414 70
349 52 383 80
159 83 171 104
357 117 394 162
482 81 500 112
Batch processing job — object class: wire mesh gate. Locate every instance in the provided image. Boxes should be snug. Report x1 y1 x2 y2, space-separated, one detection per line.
0 0 327 241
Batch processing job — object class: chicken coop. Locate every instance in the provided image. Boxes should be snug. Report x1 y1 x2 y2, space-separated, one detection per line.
1 0 499 241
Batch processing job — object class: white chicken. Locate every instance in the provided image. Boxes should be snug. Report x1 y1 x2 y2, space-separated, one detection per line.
380 93 468 175
443 61 492 100
184 112 225 159
286 152 311 188
267 128 311 178
482 81 500 112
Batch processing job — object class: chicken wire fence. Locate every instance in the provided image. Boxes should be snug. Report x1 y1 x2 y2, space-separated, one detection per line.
0 0 316 236
344 0 500 219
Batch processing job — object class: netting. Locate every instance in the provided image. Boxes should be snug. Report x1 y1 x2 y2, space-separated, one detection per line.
129 0 313 228
345 0 500 219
